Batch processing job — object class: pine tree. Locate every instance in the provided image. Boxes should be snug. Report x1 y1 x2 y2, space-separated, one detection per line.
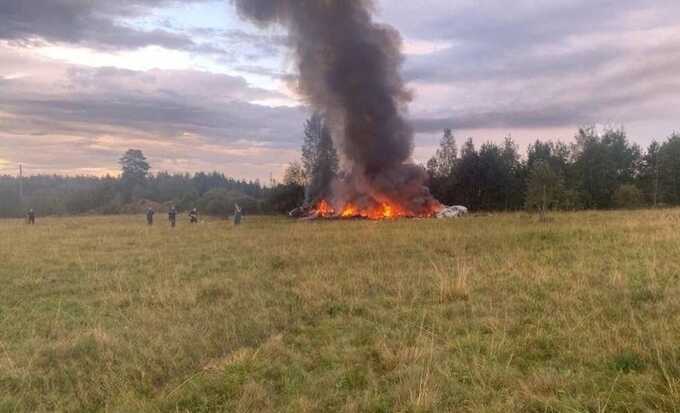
639 141 661 206
301 112 339 202
428 129 457 178
456 138 481 209
659 133 680 204
426 129 458 205
119 149 150 202
526 160 563 219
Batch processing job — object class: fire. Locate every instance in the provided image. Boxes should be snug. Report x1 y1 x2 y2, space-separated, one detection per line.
382 203 393 218
340 204 358 217
311 199 440 220
315 200 335 217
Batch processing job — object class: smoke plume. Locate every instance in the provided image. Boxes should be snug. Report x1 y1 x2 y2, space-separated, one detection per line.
233 0 441 214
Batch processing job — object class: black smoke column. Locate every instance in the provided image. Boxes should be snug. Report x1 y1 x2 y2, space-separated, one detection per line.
233 0 441 214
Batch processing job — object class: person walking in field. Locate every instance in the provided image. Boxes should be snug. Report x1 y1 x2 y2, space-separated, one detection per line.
26 209 35 225
168 206 177 228
146 208 155 225
189 208 199 224
233 203 242 226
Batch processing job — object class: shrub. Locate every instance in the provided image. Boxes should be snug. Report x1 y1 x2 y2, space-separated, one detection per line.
614 184 643 209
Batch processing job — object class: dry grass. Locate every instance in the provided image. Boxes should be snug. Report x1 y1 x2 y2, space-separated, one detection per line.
1 210 680 412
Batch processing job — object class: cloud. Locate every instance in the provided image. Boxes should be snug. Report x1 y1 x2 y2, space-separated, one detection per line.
409 34 680 132
0 0 231 55
0 129 302 179
2 0 680 177
372 0 680 134
0 46 308 177
194 28 288 61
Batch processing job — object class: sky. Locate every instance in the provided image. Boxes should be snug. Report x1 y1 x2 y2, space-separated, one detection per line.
1 0 679 181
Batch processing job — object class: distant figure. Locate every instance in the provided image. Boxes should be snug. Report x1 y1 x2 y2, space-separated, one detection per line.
189 208 199 224
233 203 242 226
168 206 177 228
146 208 155 225
26 209 35 225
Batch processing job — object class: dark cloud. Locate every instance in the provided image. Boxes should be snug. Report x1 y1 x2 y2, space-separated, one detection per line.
410 39 680 133
382 0 680 45
0 50 307 148
375 0 680 133
403 43 622 83
10 97 304 145
0 0 225 53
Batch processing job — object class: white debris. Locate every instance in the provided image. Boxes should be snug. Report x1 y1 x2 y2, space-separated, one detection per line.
436 205 469 219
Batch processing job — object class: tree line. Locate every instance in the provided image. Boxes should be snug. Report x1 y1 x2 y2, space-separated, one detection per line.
0 150 268 218
2 120 679 218
282 117 680 213
425 127 680 212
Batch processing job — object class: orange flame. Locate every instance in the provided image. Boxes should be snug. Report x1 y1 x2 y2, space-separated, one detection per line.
382 203 393 218
311 199 439 220
315 200 335 217
340 204 358 217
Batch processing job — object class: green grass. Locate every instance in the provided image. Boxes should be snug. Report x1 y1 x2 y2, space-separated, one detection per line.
1 211 680 412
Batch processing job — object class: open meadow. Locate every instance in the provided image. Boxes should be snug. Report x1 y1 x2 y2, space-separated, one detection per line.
1 211 680 412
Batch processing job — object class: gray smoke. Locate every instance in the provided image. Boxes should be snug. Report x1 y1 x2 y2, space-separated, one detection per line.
233 0 441 214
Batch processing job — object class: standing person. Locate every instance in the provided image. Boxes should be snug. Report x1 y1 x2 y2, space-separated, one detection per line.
189 208 199 224
146 208 155 226
233 203 242 226
26 209 35 225
168 206 177 228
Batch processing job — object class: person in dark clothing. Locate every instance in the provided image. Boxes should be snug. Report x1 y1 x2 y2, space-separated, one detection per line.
146 208 155 225
26 209 35 225
168 206 177 228
189 208 198 224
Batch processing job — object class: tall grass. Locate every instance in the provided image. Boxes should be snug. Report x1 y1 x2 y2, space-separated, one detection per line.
1 210 679 411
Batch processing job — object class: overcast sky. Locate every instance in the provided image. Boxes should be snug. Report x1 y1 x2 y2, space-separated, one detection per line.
1 0 679 180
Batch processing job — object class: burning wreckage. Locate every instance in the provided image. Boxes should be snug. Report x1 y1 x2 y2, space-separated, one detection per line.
234 0 468 220
291 202 468 220
287 167 469 220
289 164 468 220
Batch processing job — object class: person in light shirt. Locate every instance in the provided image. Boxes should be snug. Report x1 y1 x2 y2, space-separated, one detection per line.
233 204 242 225
189 208 199 224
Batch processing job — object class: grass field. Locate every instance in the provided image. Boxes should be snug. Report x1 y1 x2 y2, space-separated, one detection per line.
1 211 680 412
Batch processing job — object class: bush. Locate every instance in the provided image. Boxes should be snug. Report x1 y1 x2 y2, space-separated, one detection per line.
560 189 584 211
614 184 643 209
